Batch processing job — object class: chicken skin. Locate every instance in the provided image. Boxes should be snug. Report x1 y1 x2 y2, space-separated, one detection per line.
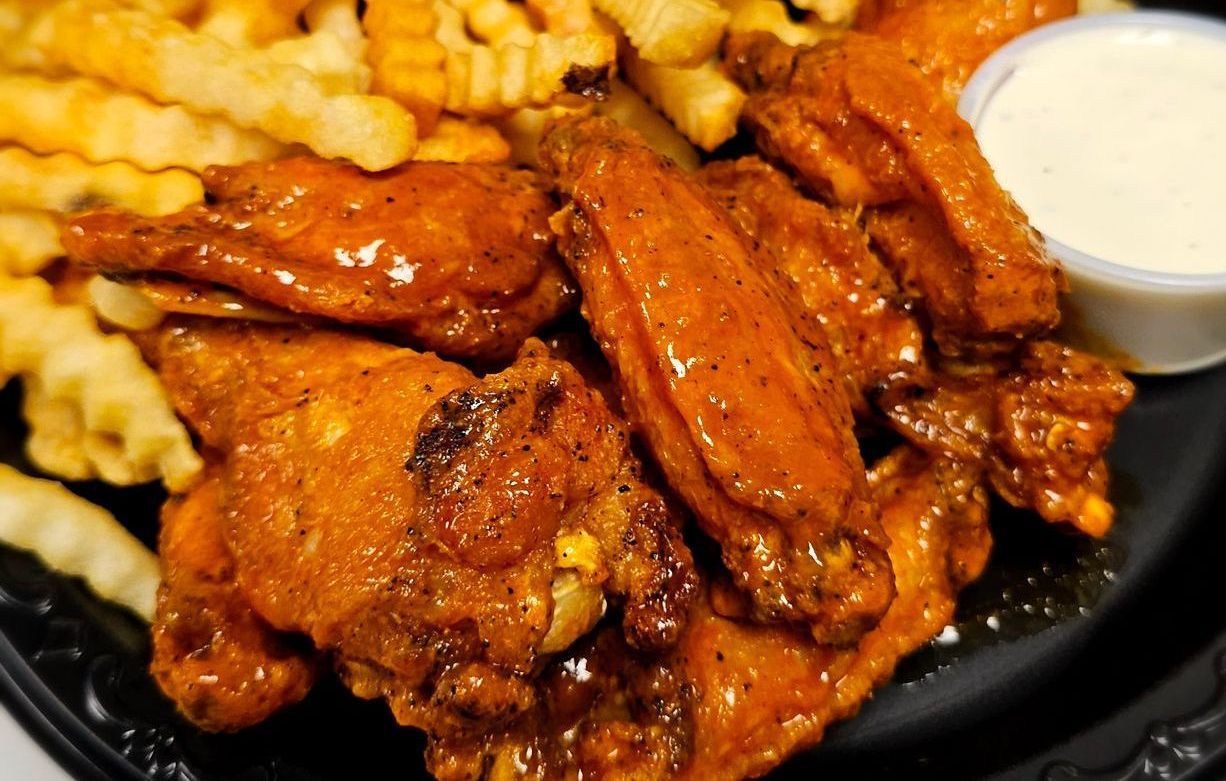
725 33 1063 355
144 318 696 739
431 446 990 780
64 158 577 361
151 472 318 732
542 118 894 644
698 156 927 410
878 342 1135 537
856 0 1076 98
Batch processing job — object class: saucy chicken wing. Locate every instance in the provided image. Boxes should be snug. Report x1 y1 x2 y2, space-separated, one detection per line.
152 472 318 732
856 0 1076 98
698 156 927 409
726 32 1063 355
64 157 577 361
878 342 1135 536
542 117 894 644
144 318 696 740
431 446 990 780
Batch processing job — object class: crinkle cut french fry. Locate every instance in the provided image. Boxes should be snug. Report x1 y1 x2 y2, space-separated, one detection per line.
621 50 745 151
29 0 417 171
304 0 364 50
0 147 202 216
445 32 615 115
722 0 839 46
196 0 311 47
1078 0 1134 11
414 117 511 162
0 1 51 71
0 210 62 276
0 276 203 492
448 0 537 46
592 0 728 67
364 0 447 134
596 78 699 169
498 104 590 165
790 0 857 25
265 30 373 93
526 0 593 35
0 464 160 621
0 75 287 173
433 0 474 53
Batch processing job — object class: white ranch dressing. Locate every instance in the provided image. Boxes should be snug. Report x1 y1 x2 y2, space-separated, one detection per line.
973 24 1226 275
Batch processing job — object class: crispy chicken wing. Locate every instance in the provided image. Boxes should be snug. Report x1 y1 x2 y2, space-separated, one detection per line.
698 156 927 409
152 472 319 732
541 118 894 643
64 158 577 361
144 318 696 740
878 342 1135 536
726 33 1063 355
856 0 1076 98
432 446 990 780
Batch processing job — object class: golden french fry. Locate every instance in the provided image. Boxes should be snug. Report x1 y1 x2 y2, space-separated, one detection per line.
592 0 728 67
87 275 166 332
595 78 699 169
30 0 417 171
0 464 160 621
364 0 447 134
433 0 474 52
131 0 205 18
195 0 311 46
0 147 202 216
0 74 287 173
445 32 615 115
0 1 51 71
790 0 857 25
722 0 839 46
1079 0 1134 11
0 276 203 492
498 104 591 165
265 30 373 93
303 0 364 50
526 0 593 35
414 117 511 162
622 50 745 151
0 211 62 276
448 0 537 46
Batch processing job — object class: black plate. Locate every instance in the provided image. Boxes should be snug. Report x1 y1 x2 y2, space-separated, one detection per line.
5 4 1226 777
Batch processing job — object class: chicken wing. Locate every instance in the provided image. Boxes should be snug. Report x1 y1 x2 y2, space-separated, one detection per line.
725 33 1063 355
432 446 990 780
64 157 577 361
698 156 927 409
878 342 1135 537
856 0 1076 98
542 117 894 644
152 472 318 732
144 318 696 740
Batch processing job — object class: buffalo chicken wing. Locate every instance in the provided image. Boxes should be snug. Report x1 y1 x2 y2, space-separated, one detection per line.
542 118 894 644
144 318 696 740
64 158 577 361
726 33 1063 355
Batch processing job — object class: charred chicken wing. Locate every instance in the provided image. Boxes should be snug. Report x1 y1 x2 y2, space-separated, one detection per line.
726 33 1063 355
144 318 696 740
542 117 894 644
64 157 577 361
